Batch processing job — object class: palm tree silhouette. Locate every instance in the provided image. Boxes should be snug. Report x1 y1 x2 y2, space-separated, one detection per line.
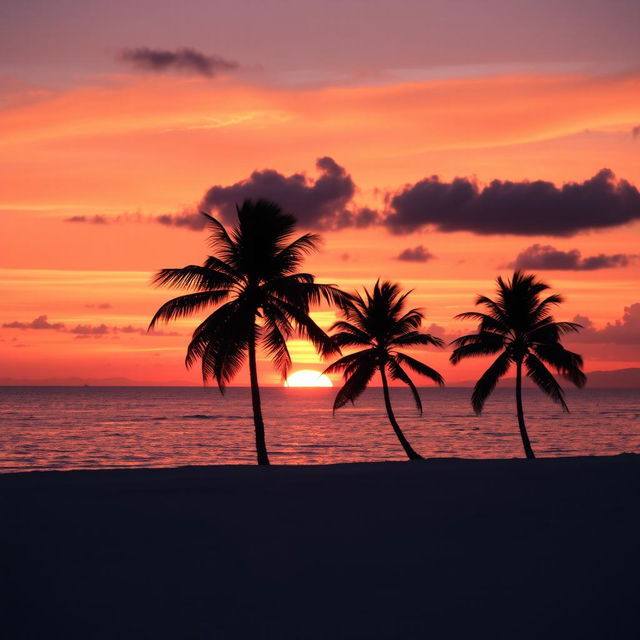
324 281 444 460
450 271 586 459
149 199 344 465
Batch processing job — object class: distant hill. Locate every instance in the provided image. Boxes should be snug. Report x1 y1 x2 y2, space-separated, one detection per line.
582 368 640 389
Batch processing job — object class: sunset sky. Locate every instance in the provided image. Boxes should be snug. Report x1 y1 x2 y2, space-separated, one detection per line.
2 0 640 385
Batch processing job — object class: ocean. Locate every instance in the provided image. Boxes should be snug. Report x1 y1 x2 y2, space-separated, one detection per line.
0 386 638 472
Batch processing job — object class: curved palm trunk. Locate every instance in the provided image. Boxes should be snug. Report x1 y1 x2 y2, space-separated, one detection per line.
515 360 535 459
380 366 423 460
248 325 270 466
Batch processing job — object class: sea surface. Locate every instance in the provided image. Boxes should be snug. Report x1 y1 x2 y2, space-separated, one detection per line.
0 386 638 472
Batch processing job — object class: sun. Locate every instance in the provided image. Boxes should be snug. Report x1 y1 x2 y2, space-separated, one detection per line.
284 369 333 388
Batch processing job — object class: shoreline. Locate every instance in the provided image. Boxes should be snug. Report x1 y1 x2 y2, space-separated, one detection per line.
1 450 638 477
2 455 638 638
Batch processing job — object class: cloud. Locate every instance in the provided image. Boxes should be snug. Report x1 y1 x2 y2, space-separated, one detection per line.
199 157 373 230
156 210 206 231
69 324 109 335
2 316 179 337
510 244 636 271
65 215 109 224
2 315 65 330
633 125 640 139
385 169 640 236
85 303 112 309
570 304 640 345
64 212 146 226
395 245 434 263
120 47 238 78
63 159 640 239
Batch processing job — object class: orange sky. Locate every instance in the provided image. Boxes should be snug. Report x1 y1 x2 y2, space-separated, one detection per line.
2 5 640 386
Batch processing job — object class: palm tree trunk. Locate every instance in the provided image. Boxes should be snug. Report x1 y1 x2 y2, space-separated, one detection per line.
515 360 535 459
248 324 270 466
380 366 423 460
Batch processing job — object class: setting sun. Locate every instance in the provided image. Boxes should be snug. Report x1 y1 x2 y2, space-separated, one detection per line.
284 369 333 387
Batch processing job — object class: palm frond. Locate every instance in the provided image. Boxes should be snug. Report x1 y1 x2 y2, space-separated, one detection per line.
262 317 292 380
454 311 508 334
395 352 444 386
273 298 339 358
273 233 322 275
332 360 377 412
525 353 569 411
387 357 423 414
450 333 504 364
531 294 563 321
323 349 376 375
391 331 445 349
471 351 511 414
201 212 238 264
152 266 235 291
203 255 242 282
532 343 586 388
474 295 510 326
148 290 231 329
185 299 240 371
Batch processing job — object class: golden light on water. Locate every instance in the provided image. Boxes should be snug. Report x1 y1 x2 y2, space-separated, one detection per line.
283 369 333 388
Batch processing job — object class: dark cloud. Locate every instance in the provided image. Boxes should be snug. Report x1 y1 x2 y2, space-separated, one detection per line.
633 125 640 139
395 245 434 263
120 47 238 78
85 303 112 309
386 169 640 236
199 157 371 231
77 160 640 238
2 315 65 330
570 304 640 345
65 215 109 224
510 244 636 271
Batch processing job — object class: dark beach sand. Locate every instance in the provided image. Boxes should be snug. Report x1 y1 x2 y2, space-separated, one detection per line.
1 455 639 639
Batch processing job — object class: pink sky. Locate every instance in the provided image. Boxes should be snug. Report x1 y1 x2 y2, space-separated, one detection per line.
1 0 639 385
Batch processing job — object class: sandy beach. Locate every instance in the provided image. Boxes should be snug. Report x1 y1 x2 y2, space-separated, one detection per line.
1 455 638 639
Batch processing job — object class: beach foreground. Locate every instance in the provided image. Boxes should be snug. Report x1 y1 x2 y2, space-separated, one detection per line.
1 456 638 639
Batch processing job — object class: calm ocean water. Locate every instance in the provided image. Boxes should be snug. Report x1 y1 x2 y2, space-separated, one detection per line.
0 386 638 472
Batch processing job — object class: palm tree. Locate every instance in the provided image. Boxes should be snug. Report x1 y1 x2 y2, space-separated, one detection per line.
324 281 445 460
149 199 345 465
450 271 586 459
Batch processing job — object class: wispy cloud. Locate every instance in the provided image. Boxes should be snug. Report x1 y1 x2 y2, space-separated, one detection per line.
2 315 180 338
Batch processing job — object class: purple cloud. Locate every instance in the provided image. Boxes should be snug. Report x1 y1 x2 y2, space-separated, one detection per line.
395 245 434 262
386 169 640 236
2 316 179 337
2 315 65 330
120 47 238 78
510 244 636 270
198 157 372 231
571 304 640 345
65 215 109 224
